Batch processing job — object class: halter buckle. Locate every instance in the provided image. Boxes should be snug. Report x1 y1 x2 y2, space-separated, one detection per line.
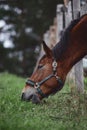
34 82 40 88
52 60 57 71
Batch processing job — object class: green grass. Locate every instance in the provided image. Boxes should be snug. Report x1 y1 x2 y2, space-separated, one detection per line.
0 72 87 130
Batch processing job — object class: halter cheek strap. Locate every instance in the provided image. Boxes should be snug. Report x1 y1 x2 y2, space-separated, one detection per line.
26 60 64 97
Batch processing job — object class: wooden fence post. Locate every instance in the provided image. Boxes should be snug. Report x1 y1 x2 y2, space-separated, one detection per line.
63 0 76 92
49 22 57 48
64 0 69 6
56 4 64 42
72 0 84 93
81 1 87 15
42 31 50 55
63 0 72 27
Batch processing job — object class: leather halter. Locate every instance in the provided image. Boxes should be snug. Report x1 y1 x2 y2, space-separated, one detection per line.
26 60 64 98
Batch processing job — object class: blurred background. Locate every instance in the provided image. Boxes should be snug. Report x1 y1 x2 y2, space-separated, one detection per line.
0 0 63 77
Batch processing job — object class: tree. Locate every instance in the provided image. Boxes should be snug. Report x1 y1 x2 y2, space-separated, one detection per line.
0 0 63 76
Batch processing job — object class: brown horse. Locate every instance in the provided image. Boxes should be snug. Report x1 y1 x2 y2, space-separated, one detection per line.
21 14 87 103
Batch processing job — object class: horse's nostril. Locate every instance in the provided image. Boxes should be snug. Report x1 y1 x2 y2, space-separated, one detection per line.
21 93 25 100
28 94 33 100
21 92 33 101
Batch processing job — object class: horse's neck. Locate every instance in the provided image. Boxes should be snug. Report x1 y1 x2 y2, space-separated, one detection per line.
62 41 86 74
55 16 87 79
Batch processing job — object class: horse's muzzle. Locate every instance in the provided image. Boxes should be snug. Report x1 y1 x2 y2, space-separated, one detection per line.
21 92 40 104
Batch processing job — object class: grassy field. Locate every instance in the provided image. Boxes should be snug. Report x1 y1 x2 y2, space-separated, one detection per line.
0 72 87 130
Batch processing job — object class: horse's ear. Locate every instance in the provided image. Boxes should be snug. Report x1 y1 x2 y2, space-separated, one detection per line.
42 41 52 57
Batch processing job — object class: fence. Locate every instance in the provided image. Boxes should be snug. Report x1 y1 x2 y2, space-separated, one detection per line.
39 0 87 93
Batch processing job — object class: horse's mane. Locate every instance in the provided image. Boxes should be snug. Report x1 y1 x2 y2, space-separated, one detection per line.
52 14 87 61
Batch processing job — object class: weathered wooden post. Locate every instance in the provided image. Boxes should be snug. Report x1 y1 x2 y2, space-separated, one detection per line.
72 0 84 93
49 20 57 48
56 4 64 42
34 30 50 71
81 0 87 15
64 0 69 6
42 30 50 55
63 0 71 27
63 0 76 92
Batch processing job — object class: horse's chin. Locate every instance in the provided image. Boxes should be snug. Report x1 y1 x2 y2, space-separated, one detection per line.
31 94 41 104
21 87 41 104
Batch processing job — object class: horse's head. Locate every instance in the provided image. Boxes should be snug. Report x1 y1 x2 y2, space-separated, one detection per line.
21 41 65 103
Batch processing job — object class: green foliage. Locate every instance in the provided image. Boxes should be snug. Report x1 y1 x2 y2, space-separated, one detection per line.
0 73 87 130
0 0 63 76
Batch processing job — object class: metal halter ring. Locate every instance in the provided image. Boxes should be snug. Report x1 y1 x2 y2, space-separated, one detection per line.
52 60 57 71
34 82 40 88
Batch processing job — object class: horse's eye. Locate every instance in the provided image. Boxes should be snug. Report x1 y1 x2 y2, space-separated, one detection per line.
38 64 43 69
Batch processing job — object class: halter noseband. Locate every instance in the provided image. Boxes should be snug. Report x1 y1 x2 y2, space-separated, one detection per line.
26 60 64 98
